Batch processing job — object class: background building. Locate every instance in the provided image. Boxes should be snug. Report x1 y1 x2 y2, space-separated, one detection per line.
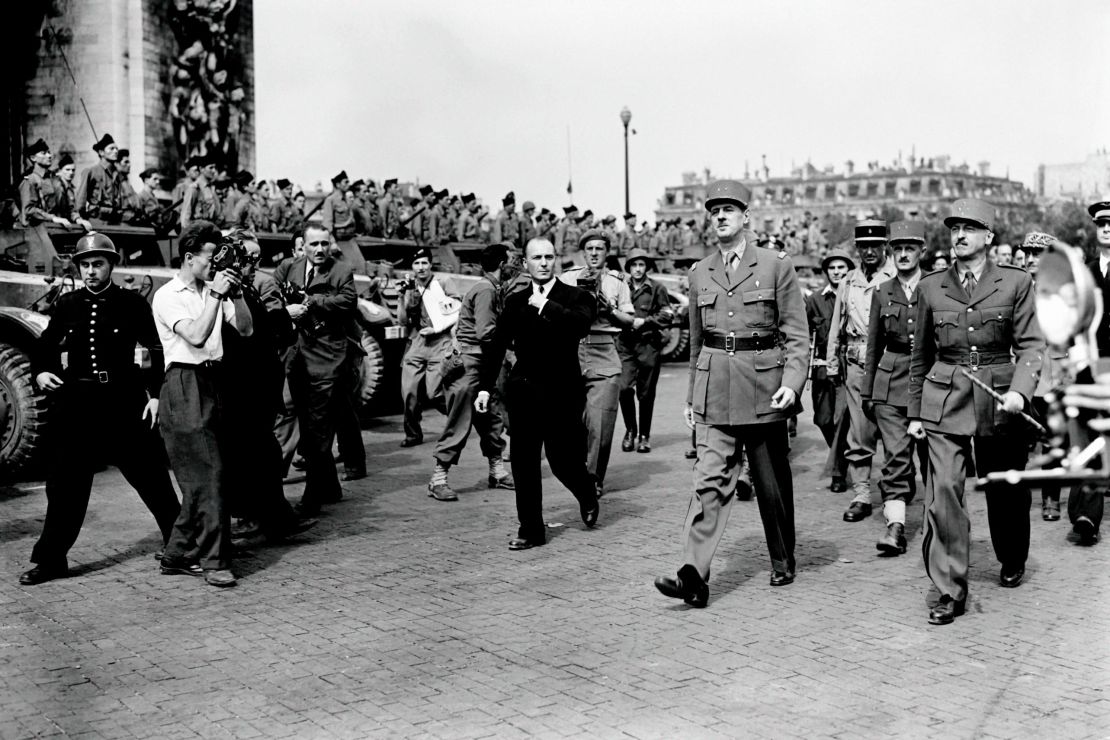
1037 150 1110 202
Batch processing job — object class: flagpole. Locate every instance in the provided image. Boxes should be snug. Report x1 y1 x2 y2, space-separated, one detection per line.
566 125 574 205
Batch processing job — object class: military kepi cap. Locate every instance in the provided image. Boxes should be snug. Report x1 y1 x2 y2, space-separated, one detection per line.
563 205 579 216
889 220 926 244
704 179 752 210
276 178 291 190
854 219 887 242
944 198 994 231
623 212 636 220
502 191 515 205
24 138 48 157
821 247 856 272
92 133 115 152
1088 201 1110 221
73 231 120 263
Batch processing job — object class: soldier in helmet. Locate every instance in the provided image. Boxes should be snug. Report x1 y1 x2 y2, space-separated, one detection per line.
20 233 182 585
654 180 809 607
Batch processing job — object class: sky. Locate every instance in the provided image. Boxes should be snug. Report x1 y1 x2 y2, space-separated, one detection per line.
255 0 1110 220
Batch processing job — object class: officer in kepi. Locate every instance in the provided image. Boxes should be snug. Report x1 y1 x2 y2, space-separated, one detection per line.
20 233 182 585
655 179 809 608
908 198 1044 625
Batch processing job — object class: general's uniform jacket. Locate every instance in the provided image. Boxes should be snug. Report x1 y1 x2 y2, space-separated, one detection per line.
862 277 918 407
908 262 1044 436
686 236 810 426
272 255 361 379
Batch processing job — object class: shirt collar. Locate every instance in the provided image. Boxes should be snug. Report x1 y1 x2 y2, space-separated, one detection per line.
821 284 836 296
956 259 987 282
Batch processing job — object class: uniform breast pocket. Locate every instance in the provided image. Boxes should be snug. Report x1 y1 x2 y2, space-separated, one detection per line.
697 291 718 331
920 363 955 423
933 311 959 345
742 290 777 329
978 306 1013 343
880 305 904 334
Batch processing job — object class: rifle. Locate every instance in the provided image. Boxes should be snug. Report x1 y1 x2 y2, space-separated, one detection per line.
393 205 427 240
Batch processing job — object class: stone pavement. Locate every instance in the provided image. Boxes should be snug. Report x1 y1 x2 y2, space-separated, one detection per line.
1 366 1108 739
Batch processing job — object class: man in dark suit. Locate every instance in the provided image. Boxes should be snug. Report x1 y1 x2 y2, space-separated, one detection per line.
475 238 600 551
273 224 362 515
908 198 1044 625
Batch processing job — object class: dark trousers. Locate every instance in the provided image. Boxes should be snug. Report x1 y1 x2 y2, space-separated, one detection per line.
30 382 180 567
333 360 366 474
287 356 343 509
160 365 231 571
224 392 298 538
618 338 662 438
685 421 795 577
434 353 505 466
506 377 596 543
922 431 1031 601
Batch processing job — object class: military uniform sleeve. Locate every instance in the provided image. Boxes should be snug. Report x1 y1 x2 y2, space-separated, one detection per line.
19 178 52 226
907 285 935 421
1007 270 1045 402
860 289 884 400
686 266 703 406
321 196 335 230
775 257 810 395
30 299 68 380
180 183 196 228
472 286 498 348
75 170 92 217
614 278 634 314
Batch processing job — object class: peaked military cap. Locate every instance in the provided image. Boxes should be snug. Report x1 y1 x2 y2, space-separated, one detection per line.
704 179 752 210
461 192 475 204
889 220 926 244
624 212 636 220
383 178 398 188
502 191 515 205
56 153 74 168
944 198 995 231
623 247 657 273
411 248 432 264
331 170 349 184
820 247 856 272
92 133 115 152
578 228 611 250
118 148 130 158
522 200 535 211
563 205 579 215
854 219 888 242
1021 231 1055 253
419 184 434 196
276 178 292 190
1088 201 1110 220
24 138 49 158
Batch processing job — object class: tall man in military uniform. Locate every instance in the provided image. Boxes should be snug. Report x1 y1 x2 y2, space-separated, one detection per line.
19 233 181 585
492 192 521 247
908 198 1043 625
827 220 897 523
654 180 809 608
555 205 584 269
861 221 929 556
560 229 635 496
76 134 123 224
180 156 220 229
617 213 638 256
322 170 355 242
617 249 671 453
19 139 70 229
456 193 480 241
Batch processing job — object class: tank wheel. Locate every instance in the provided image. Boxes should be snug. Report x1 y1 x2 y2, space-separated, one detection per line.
358 334 385 408
0 343 47 475
661 327 690 363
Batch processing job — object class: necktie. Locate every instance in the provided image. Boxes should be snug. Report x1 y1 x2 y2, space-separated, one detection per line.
963 271 977 299
726 252 738 273
306 266 315 285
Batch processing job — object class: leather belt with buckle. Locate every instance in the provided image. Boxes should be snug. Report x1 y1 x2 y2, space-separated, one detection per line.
938 350 1010 370
702 333 776 352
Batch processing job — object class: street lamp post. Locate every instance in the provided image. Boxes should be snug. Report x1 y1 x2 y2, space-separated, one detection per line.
620 106 632 215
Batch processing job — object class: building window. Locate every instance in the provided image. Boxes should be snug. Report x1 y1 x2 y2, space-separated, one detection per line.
765 188 775 202
928 179 941 195
805 185 817 200
866 181 879 197
909 179 921 194
848 183 860 198
824 184 837 199
781 187 793 203
682 191 693 205
885 181 896 196
665 192 676 206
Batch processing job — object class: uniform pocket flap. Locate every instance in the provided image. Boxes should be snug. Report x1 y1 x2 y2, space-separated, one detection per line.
981 306 1013 323
743 290 772 304
753 351 785 371
877 353 897 371
933 310 959 326
697 292 717 307
696 353 711 371
925 363 956 386
991 364 1015 388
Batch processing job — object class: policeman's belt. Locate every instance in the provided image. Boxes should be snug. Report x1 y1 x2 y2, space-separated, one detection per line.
168 360 222 371
884 339 912 354
581 334 616 345
937 350 1010 367
702 334 776 352
72 370 121 384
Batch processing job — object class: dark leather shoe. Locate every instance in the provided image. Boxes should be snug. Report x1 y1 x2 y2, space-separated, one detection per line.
508 538 543 551
769 570 795 587
829 477 847 493
581 496 600 528
1042 498 1060 521
400 436 423 448
636 436 651 453
594 480 605 500
928 595 966 625
1074 516 1099 544
342 469 366 482
999 564 1025 588
160 560 203 577
876 522 907 555
843 501 873 522
654 567 709 608
621 431 636 452
19 564 67 586
488 473 515 490
291 455 308 470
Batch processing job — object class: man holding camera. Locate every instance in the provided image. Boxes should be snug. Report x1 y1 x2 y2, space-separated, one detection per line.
274 224 361 515
560 230 635 497
152 220 254 587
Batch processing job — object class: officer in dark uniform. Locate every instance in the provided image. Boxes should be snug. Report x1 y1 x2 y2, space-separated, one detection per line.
20 233 181 585
654 180 810 608
908 198 1044 625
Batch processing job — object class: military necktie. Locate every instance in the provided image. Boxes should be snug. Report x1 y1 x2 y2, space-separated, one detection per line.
725 251 738 273
963 271 977 299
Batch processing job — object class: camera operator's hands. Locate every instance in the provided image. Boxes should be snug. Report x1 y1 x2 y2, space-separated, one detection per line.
210 269 240 297
1063 373 1110 413
998 390 1025 414
474 390 490 414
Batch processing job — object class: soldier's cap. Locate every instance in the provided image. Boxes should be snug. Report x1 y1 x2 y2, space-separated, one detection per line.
704 179 752 210
854 219 888 242
73 231 120 263
56 153 73 168
1088 201 1110 221
522 200 535 211
276 178 292 190
602 214 616 225
331 170 349 184
623 247 657 273
411 248 432 264
24 138 49 158
367 179 377 188
436 188 448 199
1021 231 1056 253
624 211 636 220
118 148 130 159
820 248 855 272
461 192 476 204
383 178 398 188
540 207 550 216
503 191 515 205
92 133 115 152
350 179 365 189
185 155 204 168
583 210 594 218
139 168 161 180
578 228 612 250
419 184 434 196
686 219 697 226
234 170 254 187
889 220 926 245
944 198 995 231
563 205 578 215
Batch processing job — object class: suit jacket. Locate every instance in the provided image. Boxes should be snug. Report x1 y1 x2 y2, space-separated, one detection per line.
1086 257 1110 357
483 279 594 394
686 239 810 425
862 277 918 407
908 261 1044 436
272 255 359 378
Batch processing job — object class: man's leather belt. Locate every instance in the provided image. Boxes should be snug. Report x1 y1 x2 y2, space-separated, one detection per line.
74 370 116 384
581 334 616 345
938 350 1010 369
168 360 222 371
703 333 776 352
885 339 912 354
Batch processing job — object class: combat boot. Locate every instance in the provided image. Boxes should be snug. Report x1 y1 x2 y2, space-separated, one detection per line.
876 522 907 555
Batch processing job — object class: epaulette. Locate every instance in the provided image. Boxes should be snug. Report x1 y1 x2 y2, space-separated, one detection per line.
777 251 786 260
607 269 627 280
689 262 698 271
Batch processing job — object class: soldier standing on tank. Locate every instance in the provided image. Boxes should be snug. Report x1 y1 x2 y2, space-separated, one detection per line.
322 171 355 242
617 212 638 256
654 180 808 608
76 134 124 224
556 205 585 270
456 193 481 241
180 156 220 229
492 192 521 247
19 139 72 229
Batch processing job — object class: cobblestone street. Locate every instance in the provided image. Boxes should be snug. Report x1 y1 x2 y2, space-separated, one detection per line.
1 366 1107 739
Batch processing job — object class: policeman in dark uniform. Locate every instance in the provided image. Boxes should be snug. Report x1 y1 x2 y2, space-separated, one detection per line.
20 233 181 585
654 180 809 608
908 198 1044 625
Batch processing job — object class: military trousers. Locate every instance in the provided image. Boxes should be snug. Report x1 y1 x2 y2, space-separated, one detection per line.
578 337 622 485
844 359 879 500
922 431 1031 602
31 381 180 568
401 331 451 440
872 402 926 506
433 352 506 467
684 421 795 579
617 336 662 439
